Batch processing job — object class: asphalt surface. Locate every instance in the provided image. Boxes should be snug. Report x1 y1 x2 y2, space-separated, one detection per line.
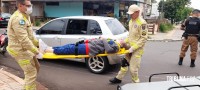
1 39 200 90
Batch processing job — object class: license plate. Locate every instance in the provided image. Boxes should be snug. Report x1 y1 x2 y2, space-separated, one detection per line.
6 19 9 21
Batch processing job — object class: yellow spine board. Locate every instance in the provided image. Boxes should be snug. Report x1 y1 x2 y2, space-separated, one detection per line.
42 48 129 59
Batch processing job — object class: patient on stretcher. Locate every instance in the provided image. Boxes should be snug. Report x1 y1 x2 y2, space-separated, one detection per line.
39 38 129 57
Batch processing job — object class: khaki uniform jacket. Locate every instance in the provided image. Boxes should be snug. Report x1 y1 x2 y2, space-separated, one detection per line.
7 10 39 57
125 17 148 50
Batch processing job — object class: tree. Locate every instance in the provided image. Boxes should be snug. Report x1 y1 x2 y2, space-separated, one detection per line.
175 7 193 22
151 0 157 3
158 0 191 24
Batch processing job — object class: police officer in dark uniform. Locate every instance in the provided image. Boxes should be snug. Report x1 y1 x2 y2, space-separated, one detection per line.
179 9 200 67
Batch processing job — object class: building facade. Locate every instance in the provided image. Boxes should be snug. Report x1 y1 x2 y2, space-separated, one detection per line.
1 0 151 19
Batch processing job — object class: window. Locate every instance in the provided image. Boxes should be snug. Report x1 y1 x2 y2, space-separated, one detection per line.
88 20 102 35
46 2 59 6
105 19 127 35
83 2 114 17
40 19 65 34
1 13 11 18
66 19 88 34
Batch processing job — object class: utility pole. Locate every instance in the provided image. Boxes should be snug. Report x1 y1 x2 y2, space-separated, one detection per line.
161 0 164 20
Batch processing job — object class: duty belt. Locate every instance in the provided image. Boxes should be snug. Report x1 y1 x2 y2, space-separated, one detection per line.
187 34 199 37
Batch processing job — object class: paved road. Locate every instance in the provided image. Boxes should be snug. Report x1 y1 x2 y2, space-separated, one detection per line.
0 41 200 90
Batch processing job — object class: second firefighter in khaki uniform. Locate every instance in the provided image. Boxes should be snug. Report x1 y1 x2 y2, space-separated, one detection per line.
7 0 41 89
110 4 148 83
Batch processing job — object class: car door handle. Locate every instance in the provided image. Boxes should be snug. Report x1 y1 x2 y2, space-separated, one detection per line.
53 36 60 40
78 37 86 40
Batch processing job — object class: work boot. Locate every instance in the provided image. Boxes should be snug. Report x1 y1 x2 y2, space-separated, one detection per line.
109 77 121 84
178 57 183 65
190 59 195 67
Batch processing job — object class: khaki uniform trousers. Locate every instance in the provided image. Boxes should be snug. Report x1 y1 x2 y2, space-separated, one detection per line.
116 47 144 83
12 52 40 90
180 36 198 60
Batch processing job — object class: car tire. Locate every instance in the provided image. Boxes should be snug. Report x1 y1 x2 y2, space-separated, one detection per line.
85 56 109 74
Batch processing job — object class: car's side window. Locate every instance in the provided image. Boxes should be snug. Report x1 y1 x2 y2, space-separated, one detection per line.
40 19 65 34
88 20 102 35
66 19 88 34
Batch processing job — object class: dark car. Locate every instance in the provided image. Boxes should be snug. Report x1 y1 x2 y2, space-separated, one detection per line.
0 13 11 28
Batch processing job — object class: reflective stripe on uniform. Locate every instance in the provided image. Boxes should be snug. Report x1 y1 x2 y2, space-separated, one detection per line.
124 38 129 43
6 47 18 56
31 48 38 54
25 84 36 90
135 55 141 58
136 18 142 26
135 50 144 58
129 20 132 24
18 60 31 66
33 39 39 46
129 18 143 26
132 76 139 81
139 50 144 55
120 67 128 72
130 42 139 50
14 11 28 21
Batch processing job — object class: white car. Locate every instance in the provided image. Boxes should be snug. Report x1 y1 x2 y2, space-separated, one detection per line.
35 16 128 74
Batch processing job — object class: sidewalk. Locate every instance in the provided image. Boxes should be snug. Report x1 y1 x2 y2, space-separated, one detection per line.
0 68 48 90
148 25 184 41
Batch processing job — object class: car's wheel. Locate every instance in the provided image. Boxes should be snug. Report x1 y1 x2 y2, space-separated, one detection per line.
85 56 109 74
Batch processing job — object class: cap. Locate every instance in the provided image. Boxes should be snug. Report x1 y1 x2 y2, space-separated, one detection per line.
192 9 200 14
127 4 141 15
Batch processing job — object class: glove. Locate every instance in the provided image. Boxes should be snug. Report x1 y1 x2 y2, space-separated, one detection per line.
129 47 134 53
36 52 43 59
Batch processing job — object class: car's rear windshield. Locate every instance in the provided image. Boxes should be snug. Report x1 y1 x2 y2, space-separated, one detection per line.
1 13 11 18
105 19 127 35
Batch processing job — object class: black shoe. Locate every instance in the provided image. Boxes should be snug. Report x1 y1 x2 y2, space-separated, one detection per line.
109 77 121 84
190 63 195 67
178 60 183 65
178 57 183 65
190 59 195 67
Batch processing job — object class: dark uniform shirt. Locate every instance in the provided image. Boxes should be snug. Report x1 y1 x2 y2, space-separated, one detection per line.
185 17 200 34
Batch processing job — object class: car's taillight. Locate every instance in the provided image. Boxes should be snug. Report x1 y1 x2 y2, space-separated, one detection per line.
0 17 3 21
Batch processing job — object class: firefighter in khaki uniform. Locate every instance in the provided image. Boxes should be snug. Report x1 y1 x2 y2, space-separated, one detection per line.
178 9 200 67
110 4 148 83
7 0 42 89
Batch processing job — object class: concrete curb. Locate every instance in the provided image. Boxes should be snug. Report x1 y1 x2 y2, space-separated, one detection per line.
148 39 183 42
0 69 24 85
0 69 48 90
